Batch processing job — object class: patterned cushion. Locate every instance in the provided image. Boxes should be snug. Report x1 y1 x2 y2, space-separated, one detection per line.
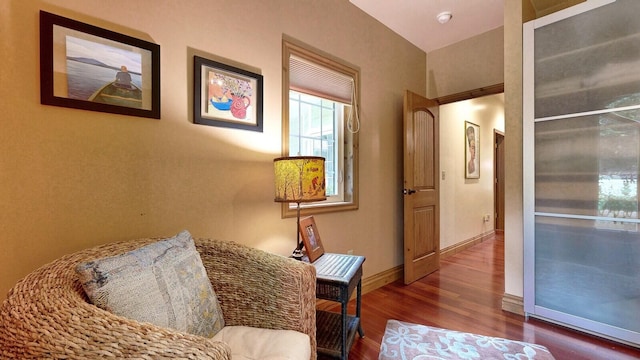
379 320 556 360
76 230 224 338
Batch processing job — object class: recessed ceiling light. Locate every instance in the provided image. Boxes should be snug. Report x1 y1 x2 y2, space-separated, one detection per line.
436 11 453 24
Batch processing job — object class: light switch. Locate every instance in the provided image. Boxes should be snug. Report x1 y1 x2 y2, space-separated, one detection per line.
442 170 446 180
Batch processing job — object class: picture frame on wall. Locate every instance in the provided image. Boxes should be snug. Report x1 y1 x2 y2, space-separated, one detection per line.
465 121 480 179
39 11 160 119
299 216 325 263
193 56 263 132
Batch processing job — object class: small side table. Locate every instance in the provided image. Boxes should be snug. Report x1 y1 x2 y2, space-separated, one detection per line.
310 253 365 360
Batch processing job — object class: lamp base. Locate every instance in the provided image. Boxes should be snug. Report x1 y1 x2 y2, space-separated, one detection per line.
291 247 304 261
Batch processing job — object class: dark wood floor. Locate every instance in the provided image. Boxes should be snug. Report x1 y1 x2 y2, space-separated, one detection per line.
322 234 640 359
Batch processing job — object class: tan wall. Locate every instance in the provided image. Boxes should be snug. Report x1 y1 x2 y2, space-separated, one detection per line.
426 27 504 99
504 0 525 299
0 0 426 300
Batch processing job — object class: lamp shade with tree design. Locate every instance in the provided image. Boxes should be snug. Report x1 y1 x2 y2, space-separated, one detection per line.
274 156 326 259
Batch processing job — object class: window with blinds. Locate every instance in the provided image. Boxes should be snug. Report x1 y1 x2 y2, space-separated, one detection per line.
281 38 360 217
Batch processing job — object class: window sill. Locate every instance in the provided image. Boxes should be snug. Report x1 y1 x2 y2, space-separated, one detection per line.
281 201 358 218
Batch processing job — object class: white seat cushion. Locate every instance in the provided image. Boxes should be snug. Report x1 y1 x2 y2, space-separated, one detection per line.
212 325 310 360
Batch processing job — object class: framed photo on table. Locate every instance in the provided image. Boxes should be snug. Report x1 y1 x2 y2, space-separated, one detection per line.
465 121 480 179
299 216 325 263
39 11 160 119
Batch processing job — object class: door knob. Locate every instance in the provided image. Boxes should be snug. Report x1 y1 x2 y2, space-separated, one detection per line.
403 189 416 195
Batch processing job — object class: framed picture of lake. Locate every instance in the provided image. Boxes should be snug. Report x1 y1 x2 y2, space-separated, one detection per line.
194 56 263 132
39 11 160 119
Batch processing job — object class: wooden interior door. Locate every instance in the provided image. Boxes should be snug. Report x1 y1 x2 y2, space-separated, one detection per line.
403 90 440 285
494 131 505 233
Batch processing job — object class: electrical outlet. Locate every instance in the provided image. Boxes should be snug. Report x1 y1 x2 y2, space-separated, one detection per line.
347 249 354 255
483 214 491 222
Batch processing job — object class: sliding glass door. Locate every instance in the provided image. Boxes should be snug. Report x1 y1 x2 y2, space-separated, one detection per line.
523 0 640 346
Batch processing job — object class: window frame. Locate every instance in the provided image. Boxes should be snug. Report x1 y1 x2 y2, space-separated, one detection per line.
281 37 359 218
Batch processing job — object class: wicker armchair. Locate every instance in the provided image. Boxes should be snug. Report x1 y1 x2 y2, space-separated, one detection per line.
0 237 317 359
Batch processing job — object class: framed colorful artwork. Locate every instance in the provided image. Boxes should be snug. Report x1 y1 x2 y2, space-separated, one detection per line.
194 56 263 132
39 11 160 119
465 121 480 179
299 216 325 263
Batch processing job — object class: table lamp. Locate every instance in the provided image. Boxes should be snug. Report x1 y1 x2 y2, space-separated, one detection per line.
274 156 326 260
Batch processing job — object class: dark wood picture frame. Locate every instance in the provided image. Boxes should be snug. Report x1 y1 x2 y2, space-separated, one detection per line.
194 56 263 132
299 216 325 263
40 11 160 119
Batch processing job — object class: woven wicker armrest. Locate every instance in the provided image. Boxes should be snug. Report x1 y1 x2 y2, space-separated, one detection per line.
195 238 317 358
0 238 232 359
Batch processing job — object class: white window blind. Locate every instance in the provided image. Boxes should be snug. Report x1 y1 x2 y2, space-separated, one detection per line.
289 55 353 105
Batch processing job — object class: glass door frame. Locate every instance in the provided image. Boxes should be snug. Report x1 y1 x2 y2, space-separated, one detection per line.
523 0 640 347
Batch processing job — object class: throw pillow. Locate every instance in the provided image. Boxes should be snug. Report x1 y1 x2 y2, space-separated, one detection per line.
76 230 224 338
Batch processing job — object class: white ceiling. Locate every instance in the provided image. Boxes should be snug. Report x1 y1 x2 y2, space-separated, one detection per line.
349 0 504 53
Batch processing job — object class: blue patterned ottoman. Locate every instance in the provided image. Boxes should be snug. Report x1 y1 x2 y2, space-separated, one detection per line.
379 320 555 360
